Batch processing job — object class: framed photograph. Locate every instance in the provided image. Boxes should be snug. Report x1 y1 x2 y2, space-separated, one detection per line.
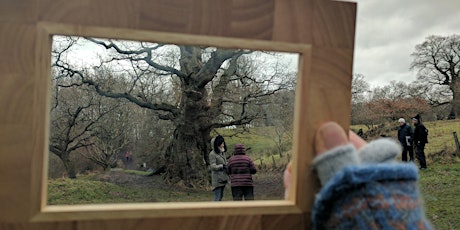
0 0 356 229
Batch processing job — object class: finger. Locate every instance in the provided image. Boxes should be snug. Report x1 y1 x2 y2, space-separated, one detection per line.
315 122 348 155
349 130 367 150
283 162 292 199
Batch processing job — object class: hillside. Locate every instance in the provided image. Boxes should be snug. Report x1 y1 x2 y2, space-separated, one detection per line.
352 119 460 157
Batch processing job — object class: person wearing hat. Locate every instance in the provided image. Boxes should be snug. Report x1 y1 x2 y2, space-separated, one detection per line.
209 135 229 201
397 118 414 162
412 114 428 169
226 143 257 201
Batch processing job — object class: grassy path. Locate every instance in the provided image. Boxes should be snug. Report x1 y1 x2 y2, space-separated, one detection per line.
419 160 460 230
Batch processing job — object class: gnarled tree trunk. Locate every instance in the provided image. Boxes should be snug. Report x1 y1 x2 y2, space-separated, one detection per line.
59 154 77 179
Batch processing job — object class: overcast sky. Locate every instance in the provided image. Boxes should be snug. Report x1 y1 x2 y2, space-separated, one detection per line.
352 0 460 87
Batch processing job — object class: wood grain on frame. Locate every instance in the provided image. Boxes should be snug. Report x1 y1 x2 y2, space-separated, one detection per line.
29 22 309 223
0 0 356 229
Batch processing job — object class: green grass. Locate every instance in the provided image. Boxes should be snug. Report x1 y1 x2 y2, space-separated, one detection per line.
255 152 290 169
352 119 460 156
48 179 212 205
48 178 122 204
48 161 460 228
217 126 292 170
419 158 460 230
123 169 152 176
48 161 460 229
48 170 210 205
47 121 460 228
423 120 460 156
350 124 370 133
218 127 277 154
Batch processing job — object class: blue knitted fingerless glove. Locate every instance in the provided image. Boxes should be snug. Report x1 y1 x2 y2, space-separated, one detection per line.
312 138 432 230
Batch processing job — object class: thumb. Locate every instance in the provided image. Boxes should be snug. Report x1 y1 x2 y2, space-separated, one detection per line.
313 122 359 186
283 162 292 200
315 122 348 155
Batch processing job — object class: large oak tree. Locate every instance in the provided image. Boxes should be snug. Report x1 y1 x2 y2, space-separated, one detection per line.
52 36 296 186
411 34 460 119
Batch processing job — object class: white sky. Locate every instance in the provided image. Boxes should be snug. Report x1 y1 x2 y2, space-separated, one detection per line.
352 0 460 88
58 37 299 76
57 1 460 89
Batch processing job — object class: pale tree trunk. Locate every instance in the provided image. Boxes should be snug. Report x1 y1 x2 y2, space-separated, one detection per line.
449 81 460 119
60 154 77 179
158 46 217 187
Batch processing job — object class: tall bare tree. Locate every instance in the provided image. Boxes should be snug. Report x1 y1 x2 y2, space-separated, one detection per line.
411 34 460 119
49 82 115 178
81 100 134 171
351 73 370 104
263 89 296 158
351 74 373 126
52 37 295 186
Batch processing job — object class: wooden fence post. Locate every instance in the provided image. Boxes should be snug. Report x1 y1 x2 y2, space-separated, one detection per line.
453 132 460 156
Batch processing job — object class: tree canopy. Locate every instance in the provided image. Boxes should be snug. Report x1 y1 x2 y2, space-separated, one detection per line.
50 36 298 186
411 34 460 119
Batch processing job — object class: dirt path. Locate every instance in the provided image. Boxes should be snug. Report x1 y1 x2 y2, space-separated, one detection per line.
95 170 167 189
253 171 284 200
95 169 284 200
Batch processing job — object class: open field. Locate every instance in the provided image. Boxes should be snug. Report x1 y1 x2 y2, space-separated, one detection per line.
419 159 460 230
352 119 460 156
48 120 460 229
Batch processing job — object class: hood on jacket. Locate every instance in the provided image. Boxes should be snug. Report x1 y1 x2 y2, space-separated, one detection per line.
233 143 246 155
412 114 423 125
212 135 226 153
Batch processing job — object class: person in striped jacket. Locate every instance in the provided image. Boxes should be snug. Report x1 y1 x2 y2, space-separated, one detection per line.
226 143 257 201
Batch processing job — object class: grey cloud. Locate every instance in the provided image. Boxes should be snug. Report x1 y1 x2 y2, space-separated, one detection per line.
353 0 460 87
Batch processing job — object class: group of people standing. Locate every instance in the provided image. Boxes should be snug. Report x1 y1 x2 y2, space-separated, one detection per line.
397 114 429 169
209 135 257 201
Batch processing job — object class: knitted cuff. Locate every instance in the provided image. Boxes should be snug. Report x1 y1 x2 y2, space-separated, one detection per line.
312 144 359 186
358 138 400 164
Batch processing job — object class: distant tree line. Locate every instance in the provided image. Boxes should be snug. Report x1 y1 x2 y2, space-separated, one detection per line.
352 34 460 128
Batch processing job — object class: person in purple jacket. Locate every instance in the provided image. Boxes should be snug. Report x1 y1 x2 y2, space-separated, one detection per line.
226 143 257 201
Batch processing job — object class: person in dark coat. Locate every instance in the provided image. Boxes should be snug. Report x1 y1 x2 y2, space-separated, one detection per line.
397 118 414 162
226 144 257 201
412 114 428 169
209 135 229 201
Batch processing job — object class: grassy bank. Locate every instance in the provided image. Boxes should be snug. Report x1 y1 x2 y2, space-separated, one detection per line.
423 119 460 156
351 119 460 156
419 159 460 230
47 120 459 229
47 159 460 229
47 173 210 205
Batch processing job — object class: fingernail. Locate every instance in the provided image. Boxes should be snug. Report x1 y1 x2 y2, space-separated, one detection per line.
316 122 348 155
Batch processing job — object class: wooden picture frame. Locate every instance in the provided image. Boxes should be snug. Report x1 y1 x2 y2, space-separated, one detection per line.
0 0 356 229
